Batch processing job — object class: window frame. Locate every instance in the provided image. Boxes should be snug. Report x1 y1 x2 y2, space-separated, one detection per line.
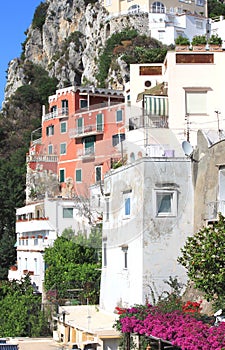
60 121 67 134
116 109 123 123
46 125 54 136
95 165 102 182
59 168 65 183
63 207 73 219
60 142 67 155
123 190 132 218
48 144 53 155
154 189 177 217
76 169 82 183
185 90 208 116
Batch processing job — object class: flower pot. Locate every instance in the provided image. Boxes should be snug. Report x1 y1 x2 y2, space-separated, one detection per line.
176 45 190 52
209 44 222 51
192 45 206 51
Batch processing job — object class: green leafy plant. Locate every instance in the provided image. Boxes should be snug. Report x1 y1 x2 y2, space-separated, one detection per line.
178 214 225 307
191 35 207 46
175 35 190 46
31 2 49 31
209 34 222 45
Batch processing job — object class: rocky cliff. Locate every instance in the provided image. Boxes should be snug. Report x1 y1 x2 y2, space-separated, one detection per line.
4 0 150 103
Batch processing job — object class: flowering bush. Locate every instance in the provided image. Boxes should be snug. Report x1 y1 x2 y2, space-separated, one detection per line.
115 304 225 350
182 300 202 314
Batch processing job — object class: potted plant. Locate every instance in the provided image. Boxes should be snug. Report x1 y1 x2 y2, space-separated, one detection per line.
209 34 222 51
191 35 207 51
175 35 190 51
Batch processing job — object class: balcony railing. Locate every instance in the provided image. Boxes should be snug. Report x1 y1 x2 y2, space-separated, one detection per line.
26 154 58 163
206 200 225 221
129 115 168 130
43 107 69 121
69 123 104 138
77 146 95 159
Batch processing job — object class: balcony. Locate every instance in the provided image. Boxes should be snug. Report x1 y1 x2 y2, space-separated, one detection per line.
206 200 225 221
129 115 168 130
43 107 69 121
69 123 104 139
26 154 58 163
77 146 95 160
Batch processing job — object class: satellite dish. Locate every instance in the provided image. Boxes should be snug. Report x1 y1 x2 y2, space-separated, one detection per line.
182 140 193 157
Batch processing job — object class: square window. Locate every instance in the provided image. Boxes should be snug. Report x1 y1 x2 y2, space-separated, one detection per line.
155 190 177 217
116 110 123 123
60 122 67 133
112 133 125 147
80 99 88 109
186 91 207 115
76 169 82 182
63 208 73 218
60 143 66 155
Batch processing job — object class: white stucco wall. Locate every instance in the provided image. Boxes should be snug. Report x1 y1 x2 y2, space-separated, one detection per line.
166 51 225 145
100 149 193 312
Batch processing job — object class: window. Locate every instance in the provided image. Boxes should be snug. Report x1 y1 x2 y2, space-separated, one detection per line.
105 0 112 5
95 166 102 182
196 20 203 29
196 0 204 5
122 246 128 269
112 133 125 147
125 197 131 216
83 136 95 156
155 190 177 216
116 109 123 123
158 30 165 41
51 105 57 117
105 198 109 221
60 121 67 133
76 169 82 182
96 113 104 131
80 99 88 109
152 2 165 13
186 91 207 115
46 125 54 136
60 143 66 155
63 208 73 218
128 4 140 13
59 169 65 183
48 144 53 155
103 242 107 267
61 99 68 114
34 258 38 275
77 118 84 134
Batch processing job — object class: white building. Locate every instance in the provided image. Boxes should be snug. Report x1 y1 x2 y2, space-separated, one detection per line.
8 197 91 293
129 50 225 146
100 128 193 312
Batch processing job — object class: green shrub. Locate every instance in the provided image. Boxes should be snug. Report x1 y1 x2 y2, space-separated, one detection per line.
209 34 222 45
192 35 207 46
175 35 190 45
32 2 49 31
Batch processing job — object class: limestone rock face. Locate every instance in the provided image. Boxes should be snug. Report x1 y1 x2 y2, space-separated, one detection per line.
4 0 149 102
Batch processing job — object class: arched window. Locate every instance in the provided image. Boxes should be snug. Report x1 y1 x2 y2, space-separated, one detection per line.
152 2 165 13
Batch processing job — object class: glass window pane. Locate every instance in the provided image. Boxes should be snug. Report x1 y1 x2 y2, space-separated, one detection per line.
157 193 172 213
125 197 131 216
96 113 103 131
61 122 67 133
60 169 65 183
63 208 73 218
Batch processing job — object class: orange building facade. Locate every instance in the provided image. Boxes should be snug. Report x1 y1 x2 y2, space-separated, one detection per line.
28 86 125 200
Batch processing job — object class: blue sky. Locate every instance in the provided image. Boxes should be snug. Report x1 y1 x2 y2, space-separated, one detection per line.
0 0 41 108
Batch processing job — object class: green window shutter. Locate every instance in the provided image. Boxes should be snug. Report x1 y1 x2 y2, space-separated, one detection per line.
76 169 82 182
96 113 103 131
77 118 83 134
59 169 65 183
61 122 67 133
116 110 123 122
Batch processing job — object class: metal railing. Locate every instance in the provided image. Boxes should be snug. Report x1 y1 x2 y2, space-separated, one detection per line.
69 123 104 138
129 115 168 130
26 154 58 162
206 200 225 220
77 146 95 158
43 107 69 121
